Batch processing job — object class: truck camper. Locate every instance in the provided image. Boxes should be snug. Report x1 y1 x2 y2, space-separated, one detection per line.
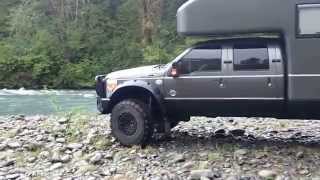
95 0 320 145
177 0 320 118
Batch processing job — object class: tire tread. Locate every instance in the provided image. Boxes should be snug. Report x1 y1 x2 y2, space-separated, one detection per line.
110 99 153 145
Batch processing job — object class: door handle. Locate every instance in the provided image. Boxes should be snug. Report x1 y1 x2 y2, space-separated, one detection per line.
223 61 232 64
267 77 272 87
272 59 281 63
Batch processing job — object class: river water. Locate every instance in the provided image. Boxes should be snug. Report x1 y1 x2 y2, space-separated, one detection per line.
0 89 97 116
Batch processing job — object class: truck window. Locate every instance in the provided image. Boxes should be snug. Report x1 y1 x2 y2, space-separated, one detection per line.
233 44 269 71
298 4 320 37
180 48 222 75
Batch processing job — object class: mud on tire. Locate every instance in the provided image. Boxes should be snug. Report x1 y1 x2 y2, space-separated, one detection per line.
110 99 154 146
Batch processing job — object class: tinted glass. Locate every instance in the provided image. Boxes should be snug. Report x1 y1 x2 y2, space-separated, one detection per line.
180 48 222 75
233 45 269 71
298 4 320 36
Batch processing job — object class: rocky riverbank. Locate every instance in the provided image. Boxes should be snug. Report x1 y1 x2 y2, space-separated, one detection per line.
1 114 320 180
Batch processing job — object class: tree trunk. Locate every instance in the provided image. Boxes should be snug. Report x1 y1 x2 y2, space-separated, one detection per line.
141 0 163 45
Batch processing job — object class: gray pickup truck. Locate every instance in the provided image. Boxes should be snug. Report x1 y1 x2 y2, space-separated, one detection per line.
96 0 320 145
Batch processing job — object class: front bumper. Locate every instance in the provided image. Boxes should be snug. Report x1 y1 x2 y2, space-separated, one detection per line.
97 97 110 114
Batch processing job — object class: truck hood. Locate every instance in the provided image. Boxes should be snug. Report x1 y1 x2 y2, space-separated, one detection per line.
106 65 166 79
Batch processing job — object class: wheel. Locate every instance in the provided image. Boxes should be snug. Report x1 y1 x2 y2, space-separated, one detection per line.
111 99 154 146
97 98 107 114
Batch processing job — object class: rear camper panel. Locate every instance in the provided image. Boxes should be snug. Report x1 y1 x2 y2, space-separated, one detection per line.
177 0 320 101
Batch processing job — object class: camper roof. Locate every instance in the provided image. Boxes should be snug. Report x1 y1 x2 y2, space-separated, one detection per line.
177 0 313 36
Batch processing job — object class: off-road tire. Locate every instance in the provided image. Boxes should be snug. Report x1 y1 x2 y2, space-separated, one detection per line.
111 99 154 146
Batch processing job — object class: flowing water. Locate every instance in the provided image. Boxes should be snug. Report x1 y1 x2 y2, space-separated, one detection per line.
0 89 97 116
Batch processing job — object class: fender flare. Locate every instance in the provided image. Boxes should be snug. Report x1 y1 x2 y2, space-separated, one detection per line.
109 80 166 115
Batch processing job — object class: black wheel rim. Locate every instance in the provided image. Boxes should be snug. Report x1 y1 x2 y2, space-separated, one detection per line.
118 112 137 136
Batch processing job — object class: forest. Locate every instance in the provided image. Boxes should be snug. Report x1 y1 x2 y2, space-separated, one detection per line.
0 0 195 89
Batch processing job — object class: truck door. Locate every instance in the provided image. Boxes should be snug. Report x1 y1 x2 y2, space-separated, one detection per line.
163 44 230 115
225 42 284 116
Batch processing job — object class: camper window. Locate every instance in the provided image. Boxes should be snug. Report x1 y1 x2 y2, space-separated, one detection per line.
298 4 320 37
233 45 269 71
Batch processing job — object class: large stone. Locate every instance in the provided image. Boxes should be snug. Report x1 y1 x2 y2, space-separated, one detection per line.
51 151 61 163
26 156 37 163
296 151 304 159
84 129 98 144
182 161 194 169
214 129 227 138
0 159 15 168
5 174 20 179
189 169 215 180
24 141 42 151
173 154 185 163
58 117 69 124
112 174 130 180
234 149 248 156
7 141 22 149
60 155 72 163
0 144 6 151
50 163 63 171
229 129 245 137
89 152 103 164
39 151 50 159
258 170 277 178
56 138 66 143
67 143 83 150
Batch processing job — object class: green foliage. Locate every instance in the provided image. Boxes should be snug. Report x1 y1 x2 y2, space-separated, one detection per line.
0 0 190 89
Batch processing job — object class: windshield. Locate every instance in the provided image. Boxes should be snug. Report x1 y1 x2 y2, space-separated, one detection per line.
167 48 192 66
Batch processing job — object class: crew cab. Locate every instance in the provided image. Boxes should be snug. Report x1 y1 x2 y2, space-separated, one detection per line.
96 37 295 146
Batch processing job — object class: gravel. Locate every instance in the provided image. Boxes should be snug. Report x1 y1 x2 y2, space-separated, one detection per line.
0 114 320 179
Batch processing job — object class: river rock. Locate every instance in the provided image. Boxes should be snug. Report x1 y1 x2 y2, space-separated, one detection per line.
5 174 20 179
173 154 185 163
51 151 61 163
7 140 22 149
234 149 248 156
112 174 130 180
189 169 215 180
296 151 304 159
0 144 6 151
50 163 63 171
58 117 69 124
0 159 15 168
39 151 50 159
214 129 227 138
60 155 71 163
26 157 37 163
182 161 194 169
258 170 277 178
56 138 66 143
200 177 210 180
24 141 42 151
89 152 103 164
67 143 83 150
229 129 245 136
298 169 309 175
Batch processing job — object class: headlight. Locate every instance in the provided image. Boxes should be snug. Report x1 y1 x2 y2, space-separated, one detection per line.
106 79 118 92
